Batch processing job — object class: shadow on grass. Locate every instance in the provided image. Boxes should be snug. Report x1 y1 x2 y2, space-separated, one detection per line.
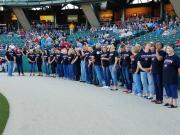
0 93 9 135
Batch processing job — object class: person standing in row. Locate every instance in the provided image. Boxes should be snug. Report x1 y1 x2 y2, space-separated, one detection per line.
163 44 180 108
43 49 50 76
15 48 24 76
36 49 43 76
93 44 103 87
56 49 63 78
27 49 36 76
120 45 132 93
109 45 119 90
131 46 142 96
151 42 166 104
49 49 57 77
101 45 110 88
138 43 155 99
5 48 15 76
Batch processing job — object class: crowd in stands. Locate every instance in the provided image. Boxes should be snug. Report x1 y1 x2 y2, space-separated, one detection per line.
0 17 180 109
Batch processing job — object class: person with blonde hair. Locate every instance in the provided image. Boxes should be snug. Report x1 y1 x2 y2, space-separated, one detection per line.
131 46 142 96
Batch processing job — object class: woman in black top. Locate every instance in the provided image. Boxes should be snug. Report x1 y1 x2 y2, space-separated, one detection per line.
49 49 57 77
108 45 119 90
36 49 43 76
67 48 75 80
138 43 155 99
42 49 50 76
101 45 110 88
120 45 132 93
61 48 69 79
131 46 142 96
15 48 24 76
27 49 36 76
163 44 180 108
56 49 63 78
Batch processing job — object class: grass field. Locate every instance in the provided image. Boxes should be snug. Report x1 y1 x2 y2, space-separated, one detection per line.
0 93 9 135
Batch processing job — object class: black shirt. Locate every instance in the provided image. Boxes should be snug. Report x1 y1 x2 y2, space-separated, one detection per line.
49 53 56 65
163 54 180 84
138 50 152 70
151 50 166 74
6 51 15 61
28 53 36 63
84 51 90 63
101 52 109 67
121 51 132 67
36 53 42 63
109 51 118 65
93 49 101 65
62 54 68 65
15 52 23 64
56 53 62 64
131 54 139 73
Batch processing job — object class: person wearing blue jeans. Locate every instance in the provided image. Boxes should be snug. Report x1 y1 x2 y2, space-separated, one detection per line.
163 44 180 108
5 48 15 76
132 73 142 95
43 49 50 76
131 46 142 96
138 43 155 99
140 72 155 98
27 49 36 76
80 60 86 82
108 45 119 90
56 50 63 78
93 45 103 87
120 45 132 93
61 48 69 79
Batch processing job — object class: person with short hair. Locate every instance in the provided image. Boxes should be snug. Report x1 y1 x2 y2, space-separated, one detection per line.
27 49 36 76
163 44 180 108
15 48 24 76
138 43 155 99
5 48 15 76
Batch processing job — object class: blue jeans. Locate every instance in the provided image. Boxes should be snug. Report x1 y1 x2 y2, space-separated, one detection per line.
109 64 117 86
122 66 132 90
68 64 74 80
94 65 103 86
8 61 14 76
103 66 110 86
153 73 163 101
140 72 155 96
44 61 50 75
85 63 93 84
29 63 35 73
63 64 68 79
164 84 178 99
57 64 63 77
132 73 142 94
80 60 86 81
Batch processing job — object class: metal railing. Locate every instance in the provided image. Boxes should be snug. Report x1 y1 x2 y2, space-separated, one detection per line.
0 0 105 6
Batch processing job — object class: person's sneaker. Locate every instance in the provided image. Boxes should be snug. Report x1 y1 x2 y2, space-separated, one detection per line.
123 89 128 93
147 96 153 100
137 93 142 97
155 101 163 104
168 105 178 108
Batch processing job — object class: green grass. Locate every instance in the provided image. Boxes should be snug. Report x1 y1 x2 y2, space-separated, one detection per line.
0 93 9 135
